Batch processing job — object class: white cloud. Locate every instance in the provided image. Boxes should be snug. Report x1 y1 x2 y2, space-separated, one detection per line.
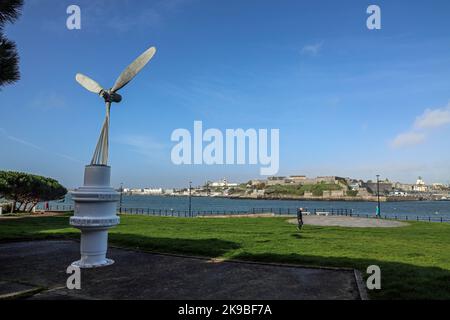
301 42 323 56
390 101 450 149
414 103 450 129
390 131 426 149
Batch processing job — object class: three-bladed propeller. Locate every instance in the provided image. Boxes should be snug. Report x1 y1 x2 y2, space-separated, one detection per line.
75 46 156 165
75 46 156 102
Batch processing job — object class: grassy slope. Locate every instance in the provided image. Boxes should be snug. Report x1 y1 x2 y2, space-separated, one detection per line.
1 214 450 299
265 183 342 196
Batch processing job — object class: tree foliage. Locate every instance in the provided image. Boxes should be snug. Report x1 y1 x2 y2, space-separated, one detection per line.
0 0 23 25
0 0 23 88
0 171 67 213
0 33 20 86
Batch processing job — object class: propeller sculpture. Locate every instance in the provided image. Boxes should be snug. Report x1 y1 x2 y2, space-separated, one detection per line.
75 46 156 165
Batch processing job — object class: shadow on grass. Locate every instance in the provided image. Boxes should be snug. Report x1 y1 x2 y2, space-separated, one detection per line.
231 251 450 300
0 216 77 243
0 215 241 258
109 233 241 257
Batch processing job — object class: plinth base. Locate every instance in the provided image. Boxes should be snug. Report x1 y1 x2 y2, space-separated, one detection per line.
71 258 115 269
70 165 120 269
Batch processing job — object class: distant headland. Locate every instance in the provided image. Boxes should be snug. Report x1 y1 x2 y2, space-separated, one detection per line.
122 175 450 202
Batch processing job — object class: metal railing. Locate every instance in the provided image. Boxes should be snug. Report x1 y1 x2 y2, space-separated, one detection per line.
34 205 450 223
323 211 450 223
35 204 74 212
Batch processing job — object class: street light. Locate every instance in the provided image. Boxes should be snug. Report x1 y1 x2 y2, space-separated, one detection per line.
189 181 192 217
376 175 381 217
119 182 123 214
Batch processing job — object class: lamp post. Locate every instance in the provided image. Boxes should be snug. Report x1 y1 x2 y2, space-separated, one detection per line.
188 181 192 217
119 182 123 214
376 175 381 217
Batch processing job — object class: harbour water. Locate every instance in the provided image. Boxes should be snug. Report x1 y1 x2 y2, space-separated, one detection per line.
43 194 450 220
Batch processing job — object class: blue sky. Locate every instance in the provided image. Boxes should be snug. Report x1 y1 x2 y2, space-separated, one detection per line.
1 0 450 188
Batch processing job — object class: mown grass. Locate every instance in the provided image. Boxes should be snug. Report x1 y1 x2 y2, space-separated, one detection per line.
1 214 450 299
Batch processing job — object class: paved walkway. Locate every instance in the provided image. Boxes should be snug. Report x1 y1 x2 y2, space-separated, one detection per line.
289 215 408 228
0 240 364 300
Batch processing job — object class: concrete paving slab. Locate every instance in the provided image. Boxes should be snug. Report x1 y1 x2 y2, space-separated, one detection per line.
289 216 408 228
0 240 363 300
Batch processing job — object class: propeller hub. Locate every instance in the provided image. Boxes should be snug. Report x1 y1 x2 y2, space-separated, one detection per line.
101 90 122 103
110 92 122 103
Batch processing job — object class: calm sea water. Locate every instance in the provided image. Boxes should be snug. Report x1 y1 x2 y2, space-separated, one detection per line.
45 194 450 219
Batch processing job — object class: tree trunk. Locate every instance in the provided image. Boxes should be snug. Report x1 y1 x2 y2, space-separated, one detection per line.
19 202 27 212
10 200 16 213
28 202 38 213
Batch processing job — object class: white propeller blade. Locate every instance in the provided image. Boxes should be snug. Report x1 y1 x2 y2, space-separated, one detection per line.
75 73 104 94
111 46 156 93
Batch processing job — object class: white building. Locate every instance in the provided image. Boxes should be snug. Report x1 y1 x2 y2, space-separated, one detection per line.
143 188 163 195
210 179 238 187
163 188 175 195
129 188 163 195
413 177 427 192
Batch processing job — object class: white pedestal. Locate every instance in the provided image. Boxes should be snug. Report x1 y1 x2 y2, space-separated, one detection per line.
70 165 120 268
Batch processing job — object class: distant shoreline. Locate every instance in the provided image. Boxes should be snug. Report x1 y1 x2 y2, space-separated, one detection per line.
123 193 446 203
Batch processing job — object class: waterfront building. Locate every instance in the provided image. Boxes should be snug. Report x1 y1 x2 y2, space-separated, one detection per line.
315 176 343 184
394 182 414 191
210 179 238 187
266 176 288 186
364 180 394 195
414 177 427 192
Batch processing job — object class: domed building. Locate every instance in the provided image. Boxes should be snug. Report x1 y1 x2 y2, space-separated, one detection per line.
414 176 427 192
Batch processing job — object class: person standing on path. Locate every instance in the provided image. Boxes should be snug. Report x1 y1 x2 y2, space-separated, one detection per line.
297 207 304 231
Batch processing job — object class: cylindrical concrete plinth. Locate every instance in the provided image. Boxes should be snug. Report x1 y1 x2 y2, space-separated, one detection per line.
70 165 120 268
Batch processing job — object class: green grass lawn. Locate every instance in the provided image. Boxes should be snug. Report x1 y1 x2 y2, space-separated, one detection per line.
1 214 450 299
